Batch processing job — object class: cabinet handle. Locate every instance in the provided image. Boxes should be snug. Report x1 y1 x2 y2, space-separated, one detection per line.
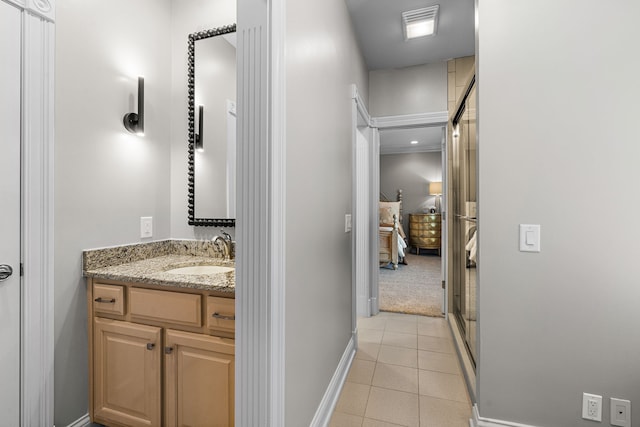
94 297 116 303
146 343 155 351
212 312 235 321
164 347 173 354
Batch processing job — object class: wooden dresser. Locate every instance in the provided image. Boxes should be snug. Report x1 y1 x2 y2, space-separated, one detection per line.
409 213 441 255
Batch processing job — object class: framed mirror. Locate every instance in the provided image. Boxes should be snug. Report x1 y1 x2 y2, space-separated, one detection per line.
187 24 237 227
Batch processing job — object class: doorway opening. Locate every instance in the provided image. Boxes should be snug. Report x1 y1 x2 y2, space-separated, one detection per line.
377 125 446 317
351 93 449 323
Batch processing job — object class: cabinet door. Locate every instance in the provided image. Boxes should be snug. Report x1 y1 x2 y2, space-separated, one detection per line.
94 318 162 427
165 329 235 427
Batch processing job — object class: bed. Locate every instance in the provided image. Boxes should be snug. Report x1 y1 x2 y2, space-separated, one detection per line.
379 190 408 270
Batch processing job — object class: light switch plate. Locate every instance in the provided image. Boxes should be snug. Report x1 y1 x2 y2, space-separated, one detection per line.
519 224 540 252
345 214 352 233
140 216 153 238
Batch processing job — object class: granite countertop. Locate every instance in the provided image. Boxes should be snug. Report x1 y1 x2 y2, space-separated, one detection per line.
83 240 235 294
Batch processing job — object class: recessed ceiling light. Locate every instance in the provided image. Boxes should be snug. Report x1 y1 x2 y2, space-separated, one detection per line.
410 140 419 145
402 5 439 40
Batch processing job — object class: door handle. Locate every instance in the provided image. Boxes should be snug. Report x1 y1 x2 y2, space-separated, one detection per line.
0 265 13 282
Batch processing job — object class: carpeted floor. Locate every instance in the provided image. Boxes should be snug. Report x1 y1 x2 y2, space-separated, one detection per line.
379 252 443 317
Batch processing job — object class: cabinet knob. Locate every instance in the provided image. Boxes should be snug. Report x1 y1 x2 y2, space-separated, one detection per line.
146 343 155 351
164 347 173 354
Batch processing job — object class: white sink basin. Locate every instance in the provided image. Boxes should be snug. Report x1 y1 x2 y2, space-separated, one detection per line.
166 265 234 275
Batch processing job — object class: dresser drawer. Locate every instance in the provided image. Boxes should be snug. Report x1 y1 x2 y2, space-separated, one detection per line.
130 288 202 327
93 283 125 315
414 229 441 239
207 296 235 333
413 237 440 248
410 221 441 230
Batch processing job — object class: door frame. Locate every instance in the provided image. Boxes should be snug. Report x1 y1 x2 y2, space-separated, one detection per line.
370 111 449 317
4 0 56 424
350 85 378 328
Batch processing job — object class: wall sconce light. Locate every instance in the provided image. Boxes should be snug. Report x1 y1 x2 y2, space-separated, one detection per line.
429 181 443 213
123 76 144 136
195 105 204 151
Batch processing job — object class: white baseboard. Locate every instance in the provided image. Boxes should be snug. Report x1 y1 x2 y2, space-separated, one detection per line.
65 413 91 427
309 333 357 427
472 404 538 427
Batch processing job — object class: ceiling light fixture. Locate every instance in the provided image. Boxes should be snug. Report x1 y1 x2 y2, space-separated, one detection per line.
402 5 439 40
410 140 419 145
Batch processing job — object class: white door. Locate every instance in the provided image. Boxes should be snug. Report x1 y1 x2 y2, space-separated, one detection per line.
0 2 22 425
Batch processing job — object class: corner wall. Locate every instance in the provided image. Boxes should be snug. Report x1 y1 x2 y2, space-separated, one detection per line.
284 0 368 423
54 1 172 425
477 1 640 425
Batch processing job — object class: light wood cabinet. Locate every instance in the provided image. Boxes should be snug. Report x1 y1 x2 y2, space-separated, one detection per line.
165 330 235 427
93 318 162 427
409 213 442 255
87 279 235 427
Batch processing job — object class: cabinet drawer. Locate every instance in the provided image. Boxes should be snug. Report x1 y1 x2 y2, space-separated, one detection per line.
93 283 125 315
130 288 202 327
207 296 235 333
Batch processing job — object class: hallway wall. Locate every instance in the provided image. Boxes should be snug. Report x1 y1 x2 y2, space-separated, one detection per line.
284 0 368 423
477 1 640 425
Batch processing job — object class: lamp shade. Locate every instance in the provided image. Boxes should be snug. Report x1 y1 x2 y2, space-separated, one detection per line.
429 181 442 195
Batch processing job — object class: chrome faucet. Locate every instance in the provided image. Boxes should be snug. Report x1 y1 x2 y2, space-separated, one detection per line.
212 230 233 260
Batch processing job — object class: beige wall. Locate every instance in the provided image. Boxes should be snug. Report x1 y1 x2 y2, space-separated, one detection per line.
169 0 236 239
369 62 447 117
54 1 172 424
284 0 368 424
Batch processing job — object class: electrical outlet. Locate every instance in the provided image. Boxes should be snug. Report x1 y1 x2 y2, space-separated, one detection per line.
582 393 602 422
140 216 153 238
610 398 631 427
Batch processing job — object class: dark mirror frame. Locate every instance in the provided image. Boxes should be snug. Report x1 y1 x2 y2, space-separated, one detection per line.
187 24 237 227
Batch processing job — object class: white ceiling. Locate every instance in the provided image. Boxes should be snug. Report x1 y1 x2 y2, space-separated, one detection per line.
345 0 475 70
379 126 444 155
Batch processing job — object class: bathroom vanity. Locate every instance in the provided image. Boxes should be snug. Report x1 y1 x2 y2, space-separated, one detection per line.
83 240 235 427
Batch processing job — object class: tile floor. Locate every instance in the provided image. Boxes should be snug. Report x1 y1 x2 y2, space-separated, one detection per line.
329 312 472 427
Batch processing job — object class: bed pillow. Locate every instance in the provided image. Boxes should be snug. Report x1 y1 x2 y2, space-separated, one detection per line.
379 201 400 226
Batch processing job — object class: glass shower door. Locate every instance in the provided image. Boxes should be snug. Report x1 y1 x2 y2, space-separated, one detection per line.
452 79 477 365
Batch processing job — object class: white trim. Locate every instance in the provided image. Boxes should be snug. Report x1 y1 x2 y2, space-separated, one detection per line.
21 6 55 427
4 0 56 21
309 335 357 427
351 84 371 127
380 145 442 155
64 413 90 427
270 0 286 424
472 405 539 427
373 111 448 129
